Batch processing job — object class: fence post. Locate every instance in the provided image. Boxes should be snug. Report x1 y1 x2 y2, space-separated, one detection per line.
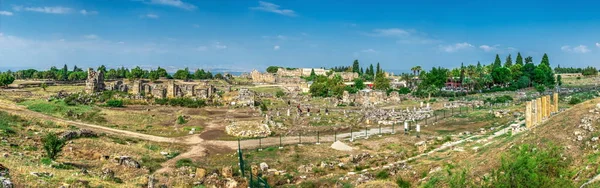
350 128 353 142
279 135 282 149
365 127 368 139
317 131 320 145
258 138 262 151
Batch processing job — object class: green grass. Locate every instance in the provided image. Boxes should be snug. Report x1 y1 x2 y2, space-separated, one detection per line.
176 158 195 168
19 99 93 117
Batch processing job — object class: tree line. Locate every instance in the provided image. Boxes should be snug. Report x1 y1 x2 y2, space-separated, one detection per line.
554 66 598 76
415 53 560 98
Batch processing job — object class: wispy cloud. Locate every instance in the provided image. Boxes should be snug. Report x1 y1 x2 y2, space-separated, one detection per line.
361 49 378 53
83 34 99 39
250 1 297 17
80 9 98 15
14 6 71 14
142 0 196 10
367 28 410 37
141 14 159 19
367 28 440 44
0 11 13 16
596 43 600 48
439 42 473 53
273 45 280 50
479 45 497 52
262 35 288 40
214 42 227 49
561 45 590 53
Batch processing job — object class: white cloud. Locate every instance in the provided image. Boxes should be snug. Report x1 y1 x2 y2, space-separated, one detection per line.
439 42 473 52
596 43 600 48
14 6 71 14
361 49 377 53
561 45 590 53
0 11 13 16
479 45 497 52
214 42 227 49
250 1 297 17
80 9 98 15
142 14 159 19
83 34 99 39
367 28 410 37
367 28 440 44
273 45 280 50
196 46 208 51
117 41 125 44
145 0 196 10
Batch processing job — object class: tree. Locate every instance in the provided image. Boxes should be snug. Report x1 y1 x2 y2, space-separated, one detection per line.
129 66 145 79
425 85 439 101
516 76 531 89
214 73 224 79
373 72 390 90
352 60 360 75
354 78 366 90
515 52 523 66
504 54 513 67
556 75 562 86
535 84 546 94
582 66 598 76
510 64 523 82
156 67 169 78
540 53 550 66
173 68 191 80
525 56 533 64
41 83 47 91
493 54 502 68
0 73 15 88
42 132 65 160
148 70 160 82
97 65 107 73
266 66 279 73
376 62 381 75
491 67 512 86
194 69 207 79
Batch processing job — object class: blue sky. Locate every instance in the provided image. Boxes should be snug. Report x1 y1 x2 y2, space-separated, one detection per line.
1 0 599 73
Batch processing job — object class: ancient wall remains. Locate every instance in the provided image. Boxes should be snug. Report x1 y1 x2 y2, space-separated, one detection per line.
85 68 105 94
525 93 559 128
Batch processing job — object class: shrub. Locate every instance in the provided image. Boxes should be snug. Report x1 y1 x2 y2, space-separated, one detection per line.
396 177 411 188
275 90 285 98
106 99 124 107
42 132 66 160
177 115 187 124
176 158 195 168
375 170 389 179
569 97 582 105
487 144 572 187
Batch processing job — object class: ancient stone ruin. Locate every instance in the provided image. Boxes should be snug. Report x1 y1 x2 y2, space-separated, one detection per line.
85 68 105 94
525 93 559 128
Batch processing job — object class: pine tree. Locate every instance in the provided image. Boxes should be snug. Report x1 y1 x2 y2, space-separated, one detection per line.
352 60 360 74
504 54 513 67
369 64 374 76
515 52 523 65
540 53 550 66
493 54 502 68
376 62 381 75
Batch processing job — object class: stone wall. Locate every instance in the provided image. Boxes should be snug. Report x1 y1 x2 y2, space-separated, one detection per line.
276 68 302 77
85 68 105 94
250 70 276 83
330 72 359 81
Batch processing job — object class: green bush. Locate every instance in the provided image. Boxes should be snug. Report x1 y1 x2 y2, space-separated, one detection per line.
155 98 206 108
396 177 411 188
106 99 124 107
176 158 195 168
42 132 66 160
375 170 389 179
177 115 187 124
569 97 582 105
275 90 285 98
487 144 572 187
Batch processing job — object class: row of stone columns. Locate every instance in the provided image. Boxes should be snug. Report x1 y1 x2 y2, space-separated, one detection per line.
525 93 559 128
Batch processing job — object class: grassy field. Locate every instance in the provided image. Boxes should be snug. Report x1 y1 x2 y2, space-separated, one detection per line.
0 110 187 187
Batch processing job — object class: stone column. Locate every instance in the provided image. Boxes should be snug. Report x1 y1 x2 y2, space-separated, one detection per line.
525 101 532 128
553 93 559 113
541 96 546 119
531 100 537 126
546 95 551 117
535 98 543 124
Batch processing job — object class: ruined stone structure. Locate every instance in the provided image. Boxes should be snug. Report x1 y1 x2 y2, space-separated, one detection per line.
250 70 276 84
525 93 559 128
329 72 359 82
276 68 302 77
235 88 255 106
85 68 105 94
